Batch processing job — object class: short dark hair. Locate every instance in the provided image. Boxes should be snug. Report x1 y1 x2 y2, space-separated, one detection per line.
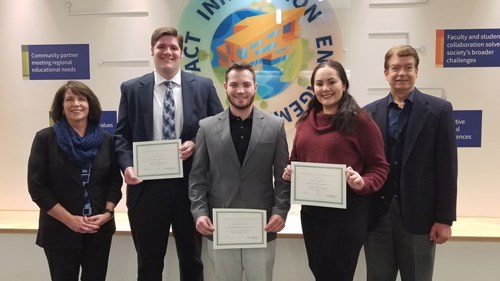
384 45 420 70
51 81 102 124
151 26 184 50
224 62 256 83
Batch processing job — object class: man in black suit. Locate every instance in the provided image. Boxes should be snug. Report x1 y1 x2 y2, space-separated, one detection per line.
363 45 458 281
114 26 223 281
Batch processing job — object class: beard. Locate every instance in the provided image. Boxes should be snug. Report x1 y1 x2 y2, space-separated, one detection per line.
227 93 255 110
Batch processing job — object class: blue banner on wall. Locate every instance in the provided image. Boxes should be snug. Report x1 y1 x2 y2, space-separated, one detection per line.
436 29 500 67
100 111 117 134
22 44 90 80
453 110 482 147
49 111 116 134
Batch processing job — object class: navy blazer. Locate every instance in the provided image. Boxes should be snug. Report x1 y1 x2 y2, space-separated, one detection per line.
28 128 123 249
114 71 223 208
363 89 458 234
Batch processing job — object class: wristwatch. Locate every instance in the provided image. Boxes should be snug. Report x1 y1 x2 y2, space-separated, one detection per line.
103 208 114 217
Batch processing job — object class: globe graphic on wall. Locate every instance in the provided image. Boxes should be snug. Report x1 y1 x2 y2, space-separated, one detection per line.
211 9 290 100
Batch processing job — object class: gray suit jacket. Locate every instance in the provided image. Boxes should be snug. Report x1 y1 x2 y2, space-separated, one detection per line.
189 107 290 241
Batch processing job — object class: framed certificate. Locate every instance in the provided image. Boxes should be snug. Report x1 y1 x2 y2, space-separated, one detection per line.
291 161 347 209
132 139 183 180
212 208 267 249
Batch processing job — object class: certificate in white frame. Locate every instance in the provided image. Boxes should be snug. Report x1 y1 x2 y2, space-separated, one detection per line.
291 161 347 209
132 139 183 180
212 208 267 250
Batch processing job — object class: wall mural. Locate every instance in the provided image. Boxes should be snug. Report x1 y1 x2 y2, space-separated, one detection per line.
179 0 344 130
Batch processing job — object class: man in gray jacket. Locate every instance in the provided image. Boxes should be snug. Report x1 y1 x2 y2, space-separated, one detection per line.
189 62 290 281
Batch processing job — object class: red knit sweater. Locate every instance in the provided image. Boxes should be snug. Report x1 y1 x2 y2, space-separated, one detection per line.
291 109 389 196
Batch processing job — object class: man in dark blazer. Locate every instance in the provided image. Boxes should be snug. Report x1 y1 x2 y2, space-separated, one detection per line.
189 62 290 281
114 27 223 281
363 45 458 281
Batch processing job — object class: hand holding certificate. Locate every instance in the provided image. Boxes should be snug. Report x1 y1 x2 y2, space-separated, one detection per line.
132 140 183 180
212 209 267 249
291 161 347 209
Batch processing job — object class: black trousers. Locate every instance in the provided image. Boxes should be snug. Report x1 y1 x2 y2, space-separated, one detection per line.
44 234 112 281
301 210 366 281
128 179 203 281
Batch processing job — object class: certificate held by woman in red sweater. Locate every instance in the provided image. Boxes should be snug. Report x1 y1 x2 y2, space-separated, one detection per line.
282 60 389 281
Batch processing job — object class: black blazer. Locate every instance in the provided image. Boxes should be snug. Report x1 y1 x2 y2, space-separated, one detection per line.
27 127 123 249
364 89 458 234
114 71 223 208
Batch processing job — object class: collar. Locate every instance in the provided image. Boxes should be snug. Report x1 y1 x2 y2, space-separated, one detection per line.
154 70 182 87
229 108 254 121
387 88 416 106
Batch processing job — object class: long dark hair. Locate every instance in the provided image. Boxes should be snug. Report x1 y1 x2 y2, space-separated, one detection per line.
297 60 365 134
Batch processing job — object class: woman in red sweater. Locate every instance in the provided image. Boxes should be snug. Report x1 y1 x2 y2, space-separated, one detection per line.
283 60 389 281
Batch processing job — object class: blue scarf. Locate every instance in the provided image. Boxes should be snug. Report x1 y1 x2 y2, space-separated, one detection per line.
53 119 104 168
